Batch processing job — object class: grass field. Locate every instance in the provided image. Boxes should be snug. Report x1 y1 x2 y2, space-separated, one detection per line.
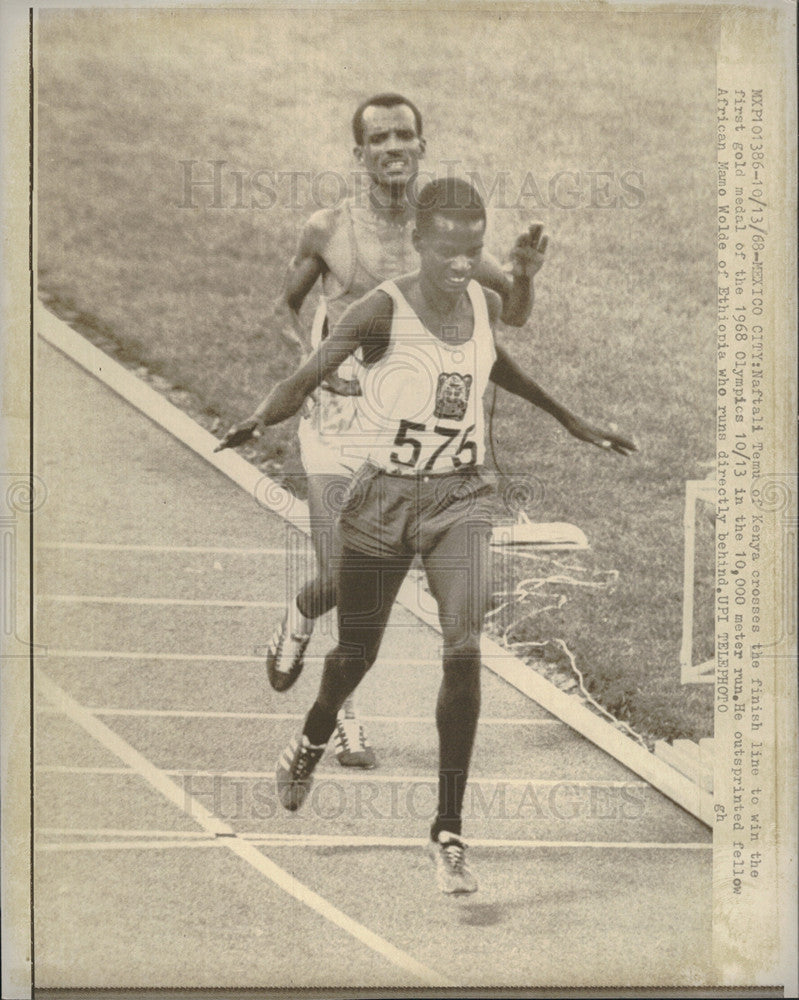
36 6 717 741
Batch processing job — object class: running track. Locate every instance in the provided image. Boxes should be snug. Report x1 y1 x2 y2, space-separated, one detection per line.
33 340 712 989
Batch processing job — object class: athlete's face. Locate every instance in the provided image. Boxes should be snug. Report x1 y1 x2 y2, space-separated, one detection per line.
414 215 486 295
355 104 425 191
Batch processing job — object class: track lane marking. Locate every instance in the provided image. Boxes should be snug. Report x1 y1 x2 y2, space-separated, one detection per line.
35 763 646 788
35 705 561 727
36 766 131 775
37 840 222 852
37 827 214 838
35 668 453 988
33 830 710 851
41 595 284 608
36 837 710 852
237 834 713 850
36 542 303 555
43 649 437 665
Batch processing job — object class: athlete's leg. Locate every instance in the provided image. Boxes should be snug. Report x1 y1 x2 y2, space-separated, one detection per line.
276 546 411 810
266 472 346 692
303 546 412 746
301 473 377 766
422 517 492 842
295 472 348 620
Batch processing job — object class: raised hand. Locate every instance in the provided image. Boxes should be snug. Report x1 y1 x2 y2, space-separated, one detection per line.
509 222 548 280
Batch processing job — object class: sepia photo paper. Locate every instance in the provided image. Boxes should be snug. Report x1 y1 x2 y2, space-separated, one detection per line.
1 0 796 995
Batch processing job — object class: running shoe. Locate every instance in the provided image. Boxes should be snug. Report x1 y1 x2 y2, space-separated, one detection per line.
266 615 311 692
275 736 325 811
334 707 378 769
428 831 478 894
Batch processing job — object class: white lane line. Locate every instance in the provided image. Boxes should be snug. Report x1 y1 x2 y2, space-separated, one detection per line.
41 595 284 608
36 766 131 775
37 827 213 838
35 705 560 727
36 840 221 852
35 668 453 988
42 650 433 665
35 835 711 852
44 649 263 662
241 833 712 851
36 542 303 555
35 764 646 789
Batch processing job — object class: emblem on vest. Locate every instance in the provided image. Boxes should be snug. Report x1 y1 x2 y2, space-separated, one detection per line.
434 372 473 421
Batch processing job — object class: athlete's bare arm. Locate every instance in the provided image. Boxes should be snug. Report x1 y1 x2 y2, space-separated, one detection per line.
215 290 393 451
489 336 638 457
475 223 548 327
270 210 335 356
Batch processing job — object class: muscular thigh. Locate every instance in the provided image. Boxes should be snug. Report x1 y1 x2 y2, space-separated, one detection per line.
421 518 493 649
336 547 413 663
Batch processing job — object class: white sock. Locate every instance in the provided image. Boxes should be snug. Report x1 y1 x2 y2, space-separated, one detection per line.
340 695 357 719
287 596 314 638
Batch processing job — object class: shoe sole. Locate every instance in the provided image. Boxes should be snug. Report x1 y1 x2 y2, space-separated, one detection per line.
267 662 303 692
277 782 311 811
335 752 378 769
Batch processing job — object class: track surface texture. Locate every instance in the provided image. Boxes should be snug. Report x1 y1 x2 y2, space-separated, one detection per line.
33 341 712 989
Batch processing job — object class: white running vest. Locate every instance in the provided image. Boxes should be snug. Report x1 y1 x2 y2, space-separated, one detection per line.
353 279 496 475
299 199 417 464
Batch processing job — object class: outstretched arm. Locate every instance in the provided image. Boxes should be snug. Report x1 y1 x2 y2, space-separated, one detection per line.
475 223 548 326
489 343 638 456
215 290 393 451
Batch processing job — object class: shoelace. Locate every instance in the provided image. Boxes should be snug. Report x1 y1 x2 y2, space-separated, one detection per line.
442 842 466 872
293 745 320 780
337 718 368 753
336 723 350 753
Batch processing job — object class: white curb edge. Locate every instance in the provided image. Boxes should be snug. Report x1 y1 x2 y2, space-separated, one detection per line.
36 304 713 828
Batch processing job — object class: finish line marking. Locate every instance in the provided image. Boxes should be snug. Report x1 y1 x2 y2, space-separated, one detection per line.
35 836 710 853
241 833 712 851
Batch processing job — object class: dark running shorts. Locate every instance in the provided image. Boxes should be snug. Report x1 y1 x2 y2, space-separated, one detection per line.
338 461 495 558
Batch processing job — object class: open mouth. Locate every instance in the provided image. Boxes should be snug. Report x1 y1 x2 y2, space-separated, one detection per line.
383 159 408 174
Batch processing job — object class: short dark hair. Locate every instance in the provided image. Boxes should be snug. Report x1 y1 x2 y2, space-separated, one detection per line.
352 93 423 146
415 178 486 237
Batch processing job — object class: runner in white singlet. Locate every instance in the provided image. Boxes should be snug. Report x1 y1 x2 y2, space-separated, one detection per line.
261 94 549 767
218 178 637 893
